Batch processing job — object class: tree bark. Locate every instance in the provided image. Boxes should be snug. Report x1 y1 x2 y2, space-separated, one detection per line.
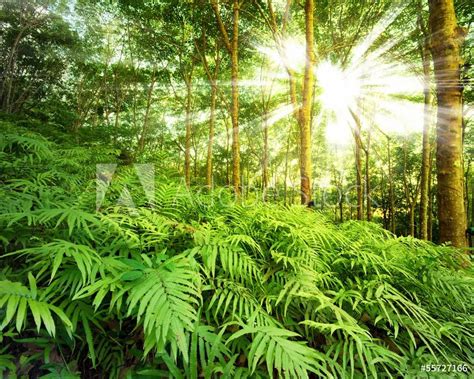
403 140 420 237
299 0 315 205
365 131 371 221
261 67 272 194
283 126 291 205
211 0 241 196
137 68 156 154
263 120 269 192
184 77 193 188
355 132 363 220
428 162 434 241
351 110 363 220
387 138 395 233
418 11 433 240
207 84 217 188
230 0 241 196
429 0 467 247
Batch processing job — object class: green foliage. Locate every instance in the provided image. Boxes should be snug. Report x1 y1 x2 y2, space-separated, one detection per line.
0 123 473 378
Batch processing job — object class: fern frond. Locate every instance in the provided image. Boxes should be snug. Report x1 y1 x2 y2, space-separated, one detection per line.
227 325 331 378
0 276 72 336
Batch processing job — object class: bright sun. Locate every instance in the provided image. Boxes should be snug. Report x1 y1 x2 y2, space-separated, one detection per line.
316 61 360 114
257 25 426 147
316 61 361 145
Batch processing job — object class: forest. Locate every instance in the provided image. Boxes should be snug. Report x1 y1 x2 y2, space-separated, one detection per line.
0 0 473 377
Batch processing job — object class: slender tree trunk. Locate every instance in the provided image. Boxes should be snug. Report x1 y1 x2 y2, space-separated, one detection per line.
1 28 25 111
381 170 388 229
351 112 363 220
260 63 271 194
428 167 434 241
283 127 291 205
193 139 198 180
429 0 467 247
212 0 240 196
137 69 156 154
262 122 269 192
230 0 240 196
355 137 363 220
113 69 123 137
365 131 371 221
388 138 396 233
184 77 193 188
409 204 416 237
470 177 474 226
419 38 433 240
224 116 231 186
403 140 419 237
206 83 217 188
299 0 315 205
339 192 344 222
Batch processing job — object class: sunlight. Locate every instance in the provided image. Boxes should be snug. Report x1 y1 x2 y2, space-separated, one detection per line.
316 61 360 146
316 61 360 114
256 38 306 71
265 103 295 126
314 3 426 145
257 2 427 148
281 39 306 70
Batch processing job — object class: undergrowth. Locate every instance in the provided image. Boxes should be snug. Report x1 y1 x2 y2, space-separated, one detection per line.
0 122 473 378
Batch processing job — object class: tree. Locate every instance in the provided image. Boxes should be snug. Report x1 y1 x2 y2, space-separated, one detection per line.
0 0 77 114
417 3 433 240
429 0 467 247
195 29 222 189
299 0 315 204
211 0 241 196
350 109 364 220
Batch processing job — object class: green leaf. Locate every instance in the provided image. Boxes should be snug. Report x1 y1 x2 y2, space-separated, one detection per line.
121 271 144 281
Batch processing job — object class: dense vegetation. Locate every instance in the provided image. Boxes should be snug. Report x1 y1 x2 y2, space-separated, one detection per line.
0 0 473 377
0 121 472 377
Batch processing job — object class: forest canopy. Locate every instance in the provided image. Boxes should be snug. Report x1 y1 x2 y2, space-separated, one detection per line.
0 0 473 378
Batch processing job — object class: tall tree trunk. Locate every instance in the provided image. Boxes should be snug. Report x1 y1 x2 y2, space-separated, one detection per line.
262 121 269 192
403 140 420 237
224 116 231 186
419 26 433 240
260 64 271 194
429 0 467 247
365 131 371 221
351 111 363 220
470 177 474 226
206 83 217 188
408 204 415 237
355 135 363 220
283 127 291 205
428 165 434 241
339 192 344 222
212 0 240 196
184 78 193 188
299 0 315 205
230 0 240 196
1 27 26 112
388 137 396 233
137 69 156 154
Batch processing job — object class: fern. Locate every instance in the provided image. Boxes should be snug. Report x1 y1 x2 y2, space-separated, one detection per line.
0 275 72 336
0 123 472 377
228 325 330 378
